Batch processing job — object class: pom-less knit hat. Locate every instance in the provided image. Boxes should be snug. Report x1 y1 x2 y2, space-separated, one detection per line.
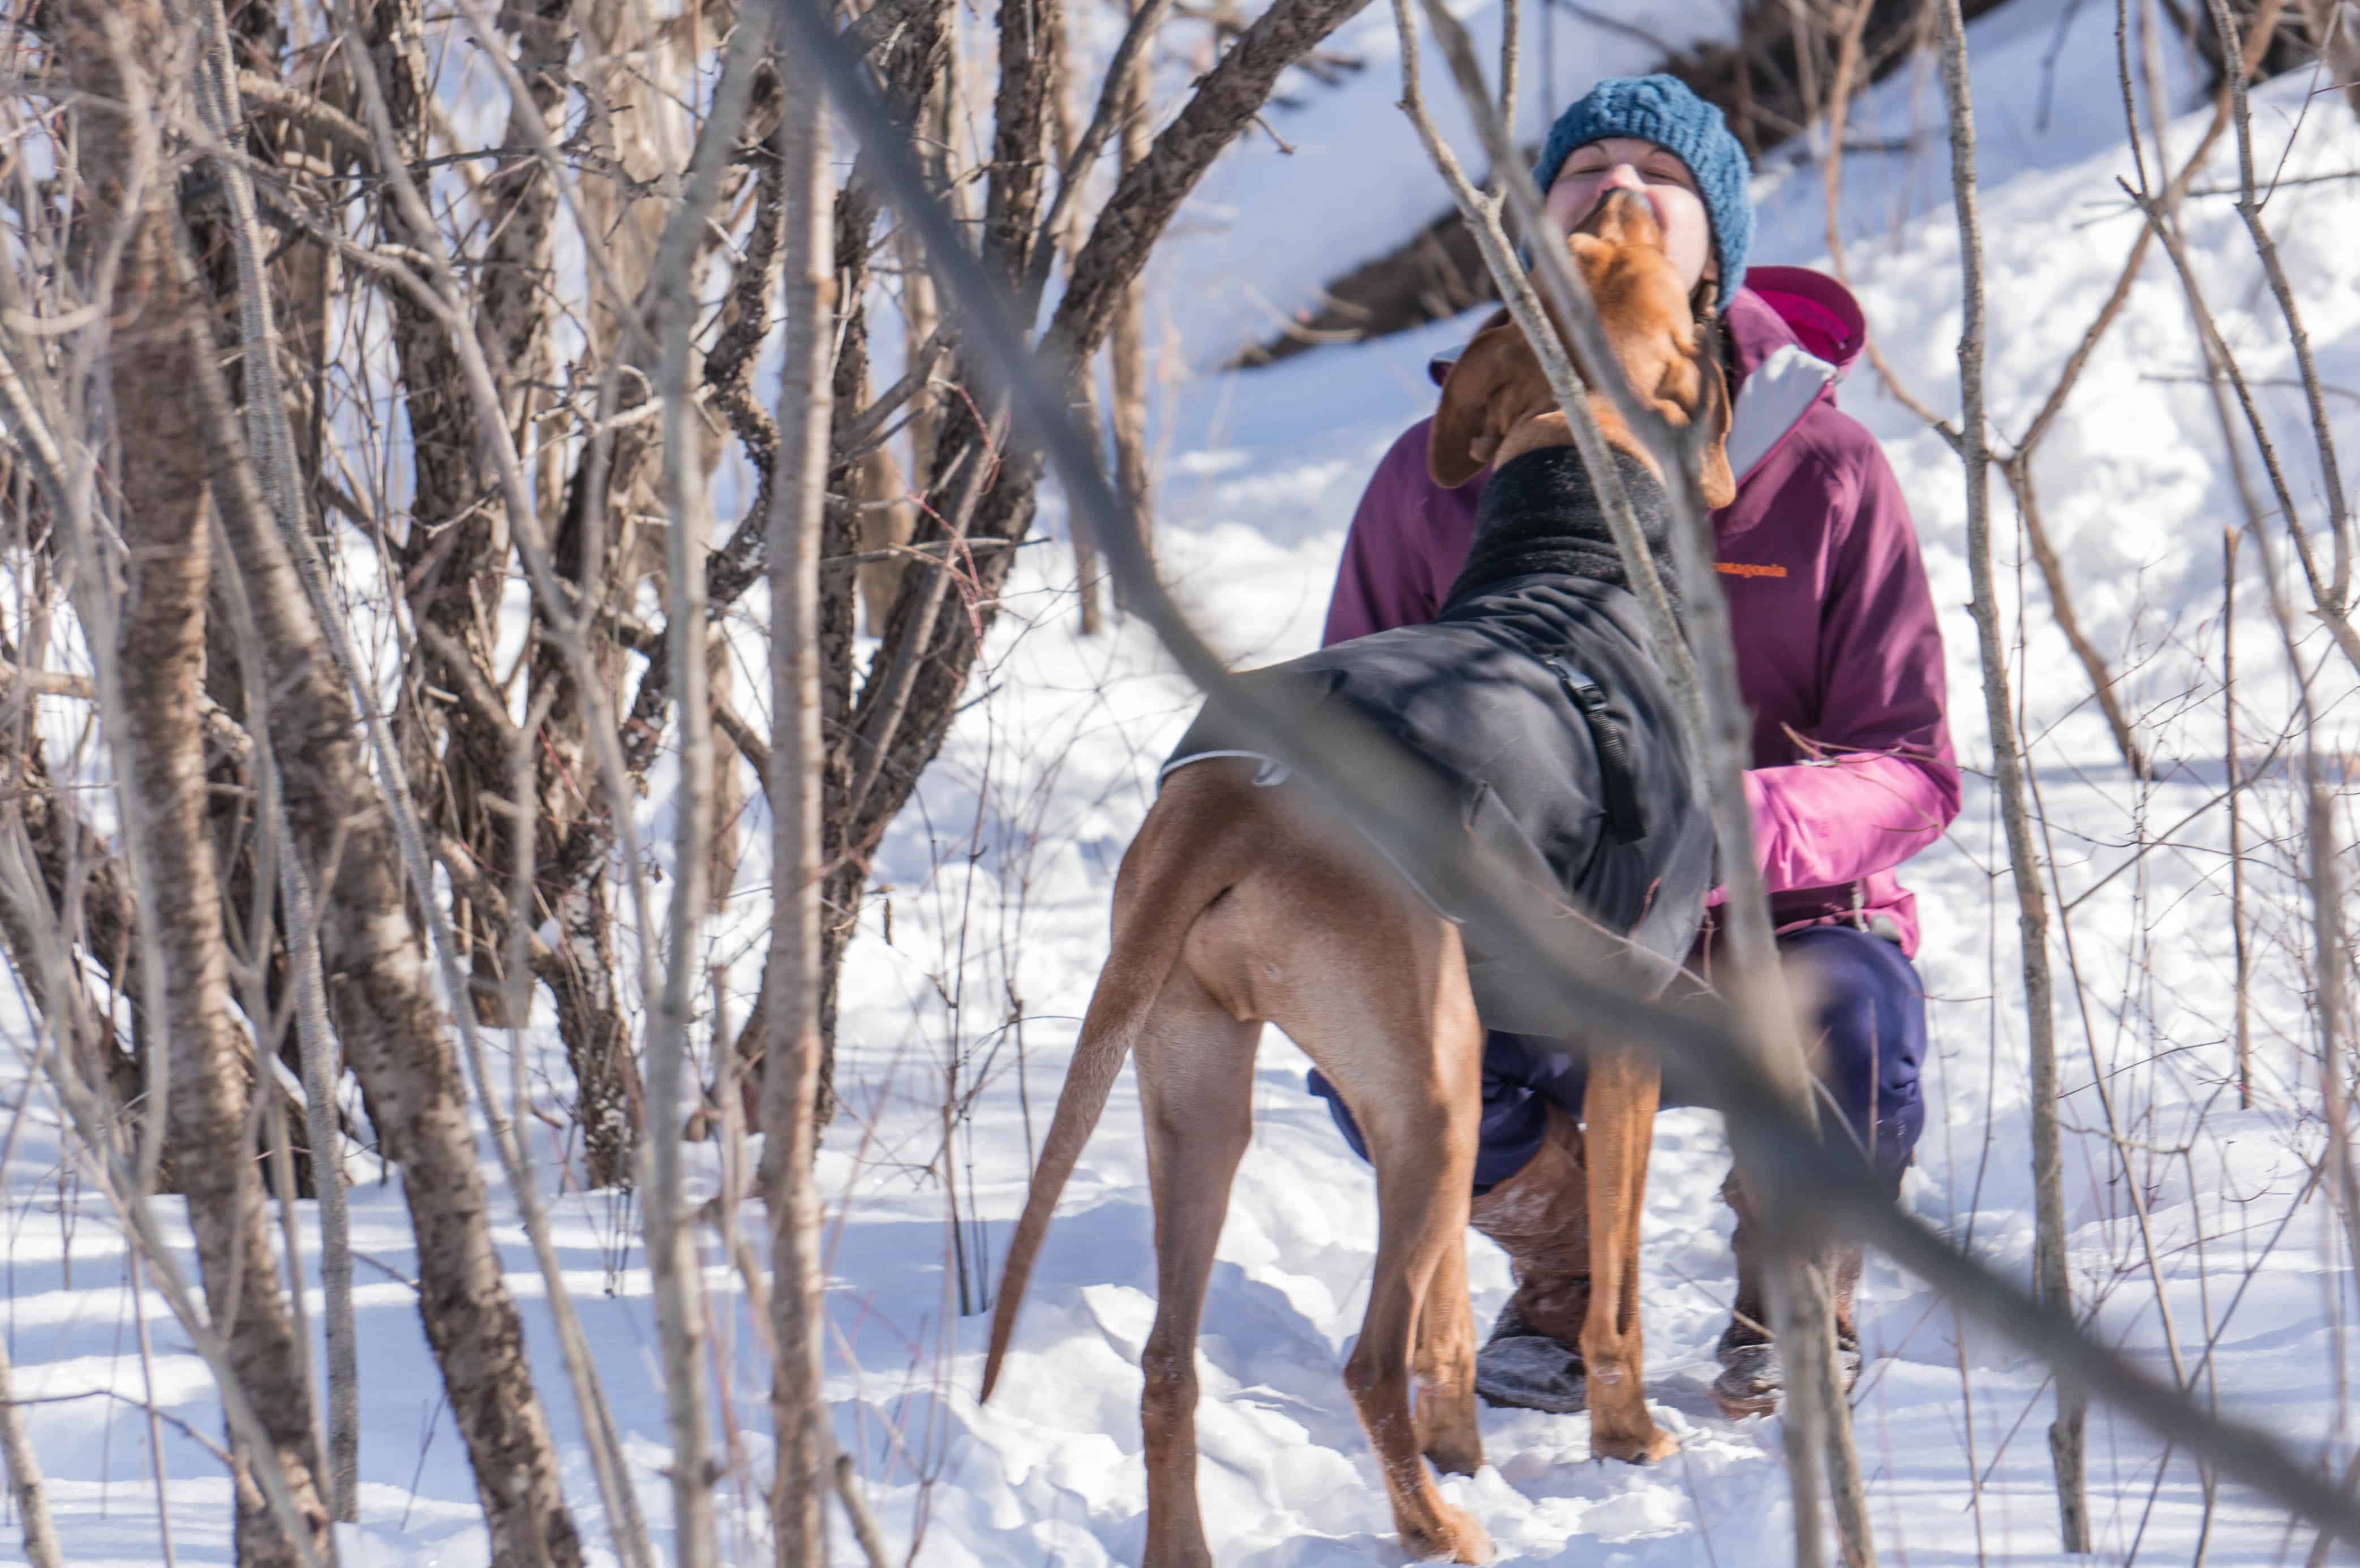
1532 74 1752 307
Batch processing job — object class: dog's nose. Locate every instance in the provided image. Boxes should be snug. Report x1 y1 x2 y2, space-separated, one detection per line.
1577 186 1663 249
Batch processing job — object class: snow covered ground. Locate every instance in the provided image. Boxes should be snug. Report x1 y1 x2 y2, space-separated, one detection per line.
6 0 2360 1563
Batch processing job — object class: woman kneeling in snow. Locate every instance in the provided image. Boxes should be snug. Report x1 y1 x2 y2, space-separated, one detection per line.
1306 72 1961 1419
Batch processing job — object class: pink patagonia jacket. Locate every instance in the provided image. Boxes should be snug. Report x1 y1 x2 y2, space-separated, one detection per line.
1323 267 1960 957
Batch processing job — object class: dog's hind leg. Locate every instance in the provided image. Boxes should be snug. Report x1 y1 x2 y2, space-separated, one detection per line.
1191 814 1489 1560
1297 959 1489 1565
1579 1043 1676 1464
1133 967 1259 1568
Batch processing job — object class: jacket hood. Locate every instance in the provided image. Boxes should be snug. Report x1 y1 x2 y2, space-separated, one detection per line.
1728 266 1865 379
1424 265 1867 489
1717 267 1862 484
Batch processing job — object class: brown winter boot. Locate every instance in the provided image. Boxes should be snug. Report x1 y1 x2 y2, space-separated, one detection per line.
1712 1168 1864 1417
1467 1103 1593 1412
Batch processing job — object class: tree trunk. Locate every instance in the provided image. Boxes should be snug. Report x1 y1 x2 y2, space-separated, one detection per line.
1050 0 1106 633
767 58 836 1568
64 6 334 1561
545 876 640 1180
0 1322 61 1568
173 182 593 1568
362 0 564 1048
116 212 332 1568
538 446 648 1190
574 0 749 908
207 395 590 1568
1108 1 1158 615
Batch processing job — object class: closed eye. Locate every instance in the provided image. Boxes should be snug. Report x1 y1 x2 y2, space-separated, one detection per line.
1640 160 1696 191
1561 155 1697 194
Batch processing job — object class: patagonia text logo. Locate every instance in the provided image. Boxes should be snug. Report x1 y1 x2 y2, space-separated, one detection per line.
1716 561 1788 579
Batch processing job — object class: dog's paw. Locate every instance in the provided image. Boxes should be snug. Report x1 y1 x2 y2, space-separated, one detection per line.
1590 1422 1679 1466
1400 1503 1494 1565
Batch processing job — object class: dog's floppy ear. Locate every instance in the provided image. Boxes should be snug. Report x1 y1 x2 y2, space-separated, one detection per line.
1429 312 1529 489
1693 317 1737 510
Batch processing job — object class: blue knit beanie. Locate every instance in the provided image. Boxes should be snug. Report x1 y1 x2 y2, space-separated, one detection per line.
1532 74 1752 307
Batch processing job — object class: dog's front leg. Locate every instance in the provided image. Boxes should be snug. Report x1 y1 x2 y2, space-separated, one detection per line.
1347 1133 1494 1565
1413 1227 1483 1476
1579 1043 1676 1464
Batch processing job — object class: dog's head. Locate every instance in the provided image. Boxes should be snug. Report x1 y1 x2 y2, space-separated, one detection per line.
1427 188 1735 508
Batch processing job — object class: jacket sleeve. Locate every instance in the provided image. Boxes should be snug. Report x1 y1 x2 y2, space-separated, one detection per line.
1745 438 1962 894
1323 420 1446 646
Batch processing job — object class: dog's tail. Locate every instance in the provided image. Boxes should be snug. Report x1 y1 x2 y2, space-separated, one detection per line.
980 769 1264 1403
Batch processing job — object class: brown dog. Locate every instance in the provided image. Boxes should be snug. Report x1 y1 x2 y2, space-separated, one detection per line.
981 191 1734 1567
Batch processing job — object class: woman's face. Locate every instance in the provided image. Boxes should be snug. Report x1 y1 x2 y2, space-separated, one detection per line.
1542 136 1716 294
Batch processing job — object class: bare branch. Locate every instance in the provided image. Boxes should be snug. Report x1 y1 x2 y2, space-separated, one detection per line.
2018 0 2279 458
1933 0 2086 1546
833 325 956 459
643 15 780 1565
1998 458 2151 778
2206 0 2354 611
1024 0 1179 308
234 70 373 163
1387 0 1702 760
0 1267 62 1566
2124 181 2360 674
1043 0 1377 367
833 1453 896 1568
767 42 837 1568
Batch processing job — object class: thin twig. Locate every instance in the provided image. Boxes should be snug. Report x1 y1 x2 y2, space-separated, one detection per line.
1386 0 1703 759
1023 0 1180 310
1999 457 2151 779
643 17 779 1567
188 23 365 1518
1400 0 1869 1555
0 1206 61 1567
834 1453 896 1568
1938 0 2088 1548
2122 182 2360 675
2204 0 2352 612
769 43 839 1568
2225 526 2253 1109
